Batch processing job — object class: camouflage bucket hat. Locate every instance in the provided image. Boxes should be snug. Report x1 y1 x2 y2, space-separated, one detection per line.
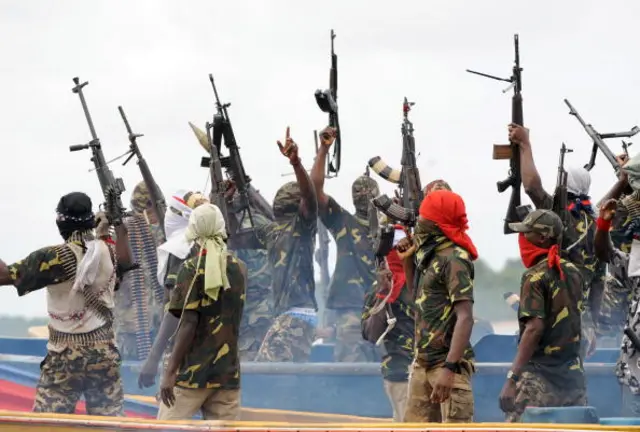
508 209 563 238
130 181 153 214
273 181 301 218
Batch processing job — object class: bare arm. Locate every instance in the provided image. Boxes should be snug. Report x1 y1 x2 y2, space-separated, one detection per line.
293 159 318 220
517 133 548 208
446 300 474 363
595 199 617 262
510 318 544 376
147 312 179 366
311 145 330 209
165 311 197 377
597 178 629 208
114 224 132 268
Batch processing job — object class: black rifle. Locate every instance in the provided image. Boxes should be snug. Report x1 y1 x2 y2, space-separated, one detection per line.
467 34 523 235
371 98 423 227
69 77 126 225
200 74 255 234
204 117 231 232
117 106 167 238
313 130 331 289
552 143 573 240
622 140 633 158
315 29 341 178
564 99 639 173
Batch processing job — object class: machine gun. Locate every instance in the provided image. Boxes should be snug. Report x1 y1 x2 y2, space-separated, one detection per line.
313 130 331 289
117 106 167 238
314 29 341 178
467 34 523 235
200 74 255 235
552 143 573 241
564 99 639 174
69 77 126 225
371 98 422 227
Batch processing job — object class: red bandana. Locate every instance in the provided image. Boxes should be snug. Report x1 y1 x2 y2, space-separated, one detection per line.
517 233 564 280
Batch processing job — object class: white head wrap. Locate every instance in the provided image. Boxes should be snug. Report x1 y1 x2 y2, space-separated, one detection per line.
566 167 591 196
185 204 230 301
156 190 208 285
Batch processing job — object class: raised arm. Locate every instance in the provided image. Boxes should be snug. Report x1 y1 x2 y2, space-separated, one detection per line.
310 127 337 210
597 155 630 207
594 199 618 262
510 124 550 208
278 127 317 220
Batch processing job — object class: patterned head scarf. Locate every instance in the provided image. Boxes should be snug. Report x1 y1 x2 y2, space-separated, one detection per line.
185 204 230 301
352 176 379 215
273 181 301 220
130 181 153 215
56 192 96 240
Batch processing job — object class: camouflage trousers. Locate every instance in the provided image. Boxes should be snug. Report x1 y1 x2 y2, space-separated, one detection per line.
504 371 587 422
404 360 474 423
239 315 273 361
254 313 315 362
34 343 123 416
334 309 378 362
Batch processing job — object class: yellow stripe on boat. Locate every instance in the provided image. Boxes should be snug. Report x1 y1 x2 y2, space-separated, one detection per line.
1 411 640 432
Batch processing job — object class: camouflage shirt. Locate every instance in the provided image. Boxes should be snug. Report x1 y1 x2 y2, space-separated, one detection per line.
8 242 80 296
415 239 475 368
235 212 273 329
321 197 376 310
538 193 606 325
518 256 585 387
362 282 415 381
255 213 317 315
167 253 246 390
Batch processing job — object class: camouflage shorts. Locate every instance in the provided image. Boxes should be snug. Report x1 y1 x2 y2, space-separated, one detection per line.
404 360 474 423
505 371 587 422
254 313 315 362
334 309 377 362
239 318 273 361
34 343 124 416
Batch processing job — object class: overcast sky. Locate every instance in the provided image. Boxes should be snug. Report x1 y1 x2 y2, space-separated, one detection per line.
1 0 639 317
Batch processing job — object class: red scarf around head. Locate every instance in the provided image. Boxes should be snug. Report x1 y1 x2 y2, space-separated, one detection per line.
517 233 565 280
376 254 407 305
418 190 479 260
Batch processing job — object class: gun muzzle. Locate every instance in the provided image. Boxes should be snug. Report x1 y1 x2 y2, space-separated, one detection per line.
69 144 89 152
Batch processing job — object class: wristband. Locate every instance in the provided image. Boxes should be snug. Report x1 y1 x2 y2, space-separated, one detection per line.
596 217 612 232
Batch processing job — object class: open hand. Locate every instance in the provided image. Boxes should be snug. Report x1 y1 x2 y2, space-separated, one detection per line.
277 126 300 164
430 367 454 404
159 369 178 408
599 198 617 221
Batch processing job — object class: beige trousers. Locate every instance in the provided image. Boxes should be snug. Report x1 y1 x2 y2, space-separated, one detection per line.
157 387 240 421
383 379 409 422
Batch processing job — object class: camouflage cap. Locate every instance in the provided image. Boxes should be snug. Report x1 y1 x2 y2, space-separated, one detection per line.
508 209 563 239
273 181 301 218
130 181 152 214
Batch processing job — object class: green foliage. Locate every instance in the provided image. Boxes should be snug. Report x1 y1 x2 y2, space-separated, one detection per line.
0 316 48 337
474 258 524 321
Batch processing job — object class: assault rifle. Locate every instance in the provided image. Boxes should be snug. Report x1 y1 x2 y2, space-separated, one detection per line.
314 29 341 178
313 130 331 289
200 74 255 234
117 106 167 238
467 34 523 235
371 98 422 227
564 99 639 174
623 140 633 158
552 143 573 242
69 77 126 226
